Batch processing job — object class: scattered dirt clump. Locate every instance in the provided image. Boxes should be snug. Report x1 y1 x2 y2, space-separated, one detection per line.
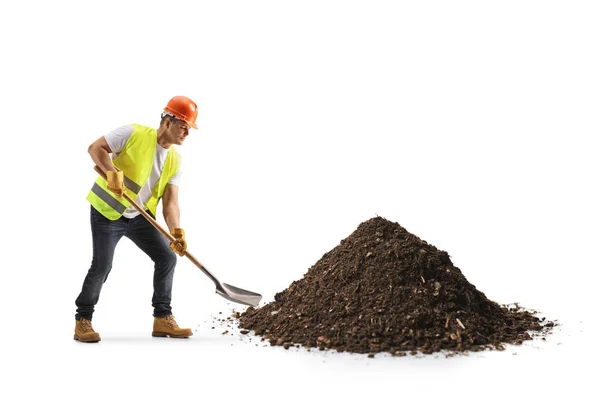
237 217 555 355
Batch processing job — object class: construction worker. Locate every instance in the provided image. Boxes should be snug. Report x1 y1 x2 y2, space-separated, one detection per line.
74 96 199 342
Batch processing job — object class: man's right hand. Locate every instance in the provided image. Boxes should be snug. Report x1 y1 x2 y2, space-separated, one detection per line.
107 170 124 197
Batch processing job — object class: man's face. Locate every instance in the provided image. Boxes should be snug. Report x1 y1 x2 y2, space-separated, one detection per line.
168 118 190 145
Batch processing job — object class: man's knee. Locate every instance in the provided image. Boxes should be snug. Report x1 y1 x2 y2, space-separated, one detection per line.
158 248 178 268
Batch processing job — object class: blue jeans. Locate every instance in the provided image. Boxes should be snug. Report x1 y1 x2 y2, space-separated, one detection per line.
75 206 177 320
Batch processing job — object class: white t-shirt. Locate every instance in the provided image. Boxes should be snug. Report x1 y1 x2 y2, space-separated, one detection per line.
105 125 182 219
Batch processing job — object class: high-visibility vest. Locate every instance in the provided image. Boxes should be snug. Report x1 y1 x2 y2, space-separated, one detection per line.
87 124 181 220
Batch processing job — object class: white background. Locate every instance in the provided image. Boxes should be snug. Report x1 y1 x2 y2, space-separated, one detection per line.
1 1 598 399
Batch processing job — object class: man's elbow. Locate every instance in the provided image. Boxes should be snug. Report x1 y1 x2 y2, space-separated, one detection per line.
88 142 103 159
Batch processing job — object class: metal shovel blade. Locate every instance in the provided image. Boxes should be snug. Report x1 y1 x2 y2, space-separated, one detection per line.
215 282 262 307
190 256 262 307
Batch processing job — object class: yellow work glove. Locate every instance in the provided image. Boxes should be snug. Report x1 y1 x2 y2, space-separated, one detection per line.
170 228 187 256
107 170 124 197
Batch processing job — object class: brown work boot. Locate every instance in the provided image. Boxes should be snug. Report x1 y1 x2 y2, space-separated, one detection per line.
74 318 101 343
152 314 193 338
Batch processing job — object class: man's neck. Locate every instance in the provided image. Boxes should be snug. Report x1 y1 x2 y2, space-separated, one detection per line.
156 128 172 149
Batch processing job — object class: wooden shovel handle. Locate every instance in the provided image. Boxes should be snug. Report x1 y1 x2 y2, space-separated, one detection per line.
92 165 222 287
94 165 223 290
93 166 262 304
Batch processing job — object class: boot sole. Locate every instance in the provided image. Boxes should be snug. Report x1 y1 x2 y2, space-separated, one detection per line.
74 335 101 343
152 331 191 338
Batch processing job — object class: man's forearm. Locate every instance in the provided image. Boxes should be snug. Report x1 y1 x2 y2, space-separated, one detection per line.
89 145 117 173
163 204 181 232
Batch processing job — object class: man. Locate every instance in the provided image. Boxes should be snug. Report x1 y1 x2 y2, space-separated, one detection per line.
74 96 198 343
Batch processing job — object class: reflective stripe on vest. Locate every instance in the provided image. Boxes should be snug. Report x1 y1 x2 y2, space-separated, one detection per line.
123 174 142 194
90 183 127 214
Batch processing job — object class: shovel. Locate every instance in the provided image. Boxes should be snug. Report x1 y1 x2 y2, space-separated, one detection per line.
94 165 262 307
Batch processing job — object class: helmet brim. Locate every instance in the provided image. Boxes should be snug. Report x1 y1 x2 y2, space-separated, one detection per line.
163 110 198 129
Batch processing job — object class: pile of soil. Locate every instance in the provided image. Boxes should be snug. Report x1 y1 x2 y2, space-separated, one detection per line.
237 216 555 356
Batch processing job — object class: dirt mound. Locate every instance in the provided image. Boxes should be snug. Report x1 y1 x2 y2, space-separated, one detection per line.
237 216 554 355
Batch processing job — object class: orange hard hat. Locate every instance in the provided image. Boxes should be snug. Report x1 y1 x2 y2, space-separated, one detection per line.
163 96 198 129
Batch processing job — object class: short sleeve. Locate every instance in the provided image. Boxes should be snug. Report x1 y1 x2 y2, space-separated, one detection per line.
169 161 183 186
104 125 135 154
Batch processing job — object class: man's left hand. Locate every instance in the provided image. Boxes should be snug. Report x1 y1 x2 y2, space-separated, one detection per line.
170 228 187 256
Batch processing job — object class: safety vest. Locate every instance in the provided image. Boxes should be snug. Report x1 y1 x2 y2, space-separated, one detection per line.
87 124 181 220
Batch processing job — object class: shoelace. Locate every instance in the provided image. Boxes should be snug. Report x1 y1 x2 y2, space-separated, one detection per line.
80 319 94 332
165 315 179 328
